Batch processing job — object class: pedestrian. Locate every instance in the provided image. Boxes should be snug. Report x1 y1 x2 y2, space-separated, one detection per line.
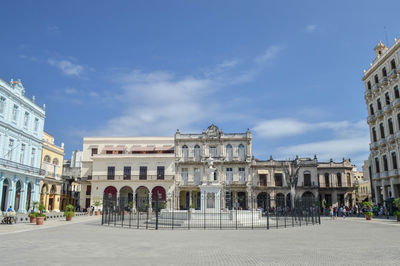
329 206 334 220
7 205 13 212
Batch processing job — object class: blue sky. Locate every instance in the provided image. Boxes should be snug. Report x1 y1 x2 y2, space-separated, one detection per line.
1 0 400 168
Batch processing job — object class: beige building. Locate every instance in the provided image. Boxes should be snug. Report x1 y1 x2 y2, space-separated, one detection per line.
39 132 64 212
363 39 400 203
252 157 319 209
80 137 175 210
317 159 355 208
354 160 372 203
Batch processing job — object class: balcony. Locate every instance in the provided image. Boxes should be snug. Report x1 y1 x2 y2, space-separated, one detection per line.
91 174 174 181
375 110 383 118
364 89 372 98
300 181 318 188
389 69 398 78
370 142 378 149
388 169 399 176
367 114 376 123
387 134 395 143
0 158 45 176
383 104 391 112
392 98 400 108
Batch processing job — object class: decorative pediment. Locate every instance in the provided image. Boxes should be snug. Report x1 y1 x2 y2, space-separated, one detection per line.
206 124 220 138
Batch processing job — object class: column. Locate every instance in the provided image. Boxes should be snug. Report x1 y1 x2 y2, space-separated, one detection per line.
390 178 395 198
382 185 388 201
0 178 3 209
189 191 193 208
374 184 380 204
18 181 27 213
9 180 16 210
332 191 338 207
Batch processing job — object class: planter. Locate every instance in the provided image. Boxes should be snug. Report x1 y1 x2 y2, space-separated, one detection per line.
29 216 36 223
66 216 72 221
95 211 100 216
365 215 372 220
36 217 44 225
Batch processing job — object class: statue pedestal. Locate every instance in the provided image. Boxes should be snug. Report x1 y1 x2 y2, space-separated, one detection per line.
200 183 221 211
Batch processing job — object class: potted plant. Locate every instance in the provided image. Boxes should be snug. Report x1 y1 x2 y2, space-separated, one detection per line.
393 198 400 222
363 201 374 220
36 203 47 225
28 201 39 223
64 204 75 221
93 200 101 215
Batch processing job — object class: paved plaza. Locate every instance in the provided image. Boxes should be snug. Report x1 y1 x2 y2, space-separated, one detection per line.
0 216 399 266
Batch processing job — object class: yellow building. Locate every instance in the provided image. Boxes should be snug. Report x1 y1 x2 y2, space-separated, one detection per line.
39 132 64 212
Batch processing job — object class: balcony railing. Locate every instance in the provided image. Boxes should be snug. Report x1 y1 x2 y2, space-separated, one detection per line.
91 174 174 181
0 158 45 176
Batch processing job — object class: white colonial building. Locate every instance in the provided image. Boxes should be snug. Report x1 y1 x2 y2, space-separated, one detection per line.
0 78 45 213
174 125 253 210
363 39 400 203
80 137 175 210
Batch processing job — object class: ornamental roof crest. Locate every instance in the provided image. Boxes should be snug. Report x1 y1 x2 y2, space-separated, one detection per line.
206 124 220 138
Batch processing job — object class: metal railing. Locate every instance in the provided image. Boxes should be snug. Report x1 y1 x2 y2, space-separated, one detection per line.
0 158 45 176
92 174 174 181
101 195 320 230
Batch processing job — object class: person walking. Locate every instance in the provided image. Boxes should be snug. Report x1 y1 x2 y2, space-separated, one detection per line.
329 207 334 220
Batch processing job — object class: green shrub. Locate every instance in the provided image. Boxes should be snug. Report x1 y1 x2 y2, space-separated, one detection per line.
393 198 400 209
28 212 38 218
65 204 74 212
36 213 47 220
64 211 75 218
394 211 400 218
364 211 373 217
362 201 373 209
38 204 46 213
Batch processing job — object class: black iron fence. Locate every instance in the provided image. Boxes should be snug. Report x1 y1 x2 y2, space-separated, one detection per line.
102 194 320 230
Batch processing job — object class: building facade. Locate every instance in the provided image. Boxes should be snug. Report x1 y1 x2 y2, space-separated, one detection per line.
252 157 319 209
363 39 400 204
317 159 355 208
61 150 82 211
353 161 372 203
80 137 175 211
0 78 45 213
39 132 64 212
174 125 253 210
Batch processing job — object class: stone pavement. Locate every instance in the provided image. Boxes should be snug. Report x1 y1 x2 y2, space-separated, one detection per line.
0 216 399 266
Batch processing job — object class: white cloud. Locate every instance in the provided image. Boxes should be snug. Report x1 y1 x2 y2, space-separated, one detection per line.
254 45 282 64
48 58 85 77
276 136 369 163
253 119 367 139
64 88 78 95
305 24 317 33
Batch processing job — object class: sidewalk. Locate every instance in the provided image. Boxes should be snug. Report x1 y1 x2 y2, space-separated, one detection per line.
0 215 100 235
321 215 400 227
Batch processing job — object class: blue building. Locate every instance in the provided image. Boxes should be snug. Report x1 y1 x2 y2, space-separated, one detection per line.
0 78 45 213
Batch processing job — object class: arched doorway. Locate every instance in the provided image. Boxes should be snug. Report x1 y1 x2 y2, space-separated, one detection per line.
135 186 149 211
151 186 166 211
14 180 22 211
48 185 56 211
26 182 32 211
257 192 270 210
104 186 117 199
1 179 10 211
179 191 189 210
301 191 315 208
237 191 247 210
276 193 285 209
120 186 133 209
40 184 48 210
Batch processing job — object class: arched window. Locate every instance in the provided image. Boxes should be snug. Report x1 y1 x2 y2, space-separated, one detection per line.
388 118 394 134
346 173 351 187
392 152 398 170
385 92 390 105
369 104 374 115
194 145 200 162
380 123 385 138
374 74 379 84
337 173 342 187
44 155 51 163
324 173 330 187
226 144 233 160
238 144 245 161
303 171 311 187
394 86 399 99
377 98 382 110
367 81 371 90
382 67 387 77
52 158 59 178
182 145 188 160
372 127 377 142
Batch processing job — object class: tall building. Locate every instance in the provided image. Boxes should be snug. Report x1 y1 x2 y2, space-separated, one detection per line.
0 78 45 213
363 39 400 204
39 132 64 212
80 137 175 211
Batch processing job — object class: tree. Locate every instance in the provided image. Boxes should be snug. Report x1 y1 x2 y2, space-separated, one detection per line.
282 157 302 209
